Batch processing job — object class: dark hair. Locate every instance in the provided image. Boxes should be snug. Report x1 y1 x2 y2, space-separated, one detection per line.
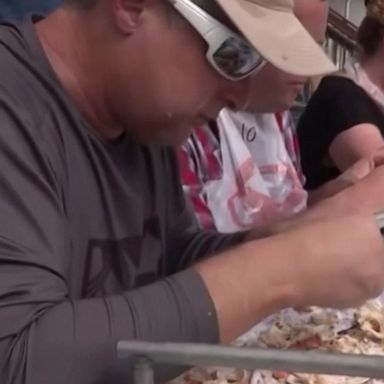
64 0 98 10
357 15 384 58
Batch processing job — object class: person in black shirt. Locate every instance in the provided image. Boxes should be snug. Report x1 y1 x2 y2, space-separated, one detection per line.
298 0 384 192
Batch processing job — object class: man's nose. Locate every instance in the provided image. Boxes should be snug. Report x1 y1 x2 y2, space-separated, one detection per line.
219 77 252 111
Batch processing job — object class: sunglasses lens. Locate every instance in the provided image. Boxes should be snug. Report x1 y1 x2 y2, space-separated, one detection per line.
213 37 262 79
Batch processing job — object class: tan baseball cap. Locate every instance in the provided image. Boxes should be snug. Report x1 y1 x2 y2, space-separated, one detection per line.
215 0 337 77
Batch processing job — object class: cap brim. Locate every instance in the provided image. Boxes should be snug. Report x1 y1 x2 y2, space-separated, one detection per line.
215 0 337 77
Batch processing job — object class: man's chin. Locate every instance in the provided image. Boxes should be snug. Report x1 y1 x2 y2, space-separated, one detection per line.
165 123 200 146
133 121 200 147
147 129 193 147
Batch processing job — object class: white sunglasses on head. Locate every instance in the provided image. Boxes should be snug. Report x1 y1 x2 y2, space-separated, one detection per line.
169 0 266 81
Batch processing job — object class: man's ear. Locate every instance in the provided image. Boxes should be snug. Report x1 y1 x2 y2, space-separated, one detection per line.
111 0 147 33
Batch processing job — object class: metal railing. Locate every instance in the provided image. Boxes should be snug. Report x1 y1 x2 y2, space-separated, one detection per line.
327 8 358 54
118 341 384 384
326 9 358 70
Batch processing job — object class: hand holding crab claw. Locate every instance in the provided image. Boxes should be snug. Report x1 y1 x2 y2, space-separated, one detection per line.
270 157 384 236
249 147 384 240
308 146 384 205
338 146 384 185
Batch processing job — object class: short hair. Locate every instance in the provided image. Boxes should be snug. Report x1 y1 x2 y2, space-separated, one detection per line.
63 0 238 33
64 0 98 10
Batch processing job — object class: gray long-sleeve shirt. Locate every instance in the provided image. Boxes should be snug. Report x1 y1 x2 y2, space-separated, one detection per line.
0 16 245 384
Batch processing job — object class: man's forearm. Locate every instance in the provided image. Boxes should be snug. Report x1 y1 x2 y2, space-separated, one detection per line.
308 159 384 206
307 177 352 205
0 270 218 384
195 234 300 343
195 211 384 344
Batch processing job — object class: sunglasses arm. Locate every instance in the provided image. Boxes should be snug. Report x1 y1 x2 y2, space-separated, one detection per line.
169 0 223 36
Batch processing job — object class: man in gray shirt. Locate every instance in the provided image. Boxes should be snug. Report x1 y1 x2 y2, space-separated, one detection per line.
1 0 384 383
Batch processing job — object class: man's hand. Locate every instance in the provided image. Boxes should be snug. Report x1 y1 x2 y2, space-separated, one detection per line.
338 147 384 184
197 211 384 342
309 147 384 205
287 213 384 308
270 164 384 236
313 165 384 217
247 149 384 241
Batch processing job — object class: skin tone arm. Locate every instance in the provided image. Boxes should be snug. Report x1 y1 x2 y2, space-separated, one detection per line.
308 144 384 205
196 209 384 343
325 46 384 173
202 165 384 343
329 124 384 172
280 164 384 232
308 176 354 206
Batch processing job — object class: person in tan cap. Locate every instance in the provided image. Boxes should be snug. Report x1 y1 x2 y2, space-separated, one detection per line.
1 1 384 383
179 0 331 231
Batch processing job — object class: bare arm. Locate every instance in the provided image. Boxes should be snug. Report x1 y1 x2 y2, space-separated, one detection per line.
307 176 352 205
197 212 384 343
329 123 384 171
307 147 384 205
